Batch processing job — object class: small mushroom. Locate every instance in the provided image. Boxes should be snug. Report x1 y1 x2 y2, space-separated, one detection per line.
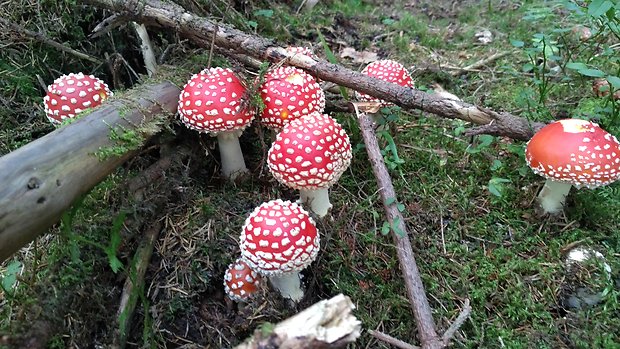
525 118 620 214
223 258 262 302
267 112 352 217
43 72 112 124
259 66 325 131
239 199 320 302
592 78 620 100
178 67 255 180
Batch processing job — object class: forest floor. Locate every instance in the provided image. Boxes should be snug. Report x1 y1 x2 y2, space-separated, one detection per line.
1 0 620 348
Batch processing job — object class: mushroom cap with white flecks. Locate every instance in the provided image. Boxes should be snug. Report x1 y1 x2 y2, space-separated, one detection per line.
355 59 414 105
178 67 255 135
223 258 262 301
267 112 352 190
43 73 112 123
259 66 325 131
239 200 319 276
525 119 620 188
285 46 319 60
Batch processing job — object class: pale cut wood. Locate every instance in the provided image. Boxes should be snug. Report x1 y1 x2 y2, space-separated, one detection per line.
234 294 361 349
0 81 180 262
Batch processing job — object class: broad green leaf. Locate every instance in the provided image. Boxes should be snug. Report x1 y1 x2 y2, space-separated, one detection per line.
588 0 613 17
510 40 525 48
578 68 606 77
385 197 396 205
607 76 620 90
566 62 589 70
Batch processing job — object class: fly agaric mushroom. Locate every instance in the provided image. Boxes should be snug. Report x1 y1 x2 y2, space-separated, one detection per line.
178 67 255 180
268 112 352 217
525 118 620 214
43 73 112 124
355 60 413 128
355 59 414 104
285 46 319 60
259 66 325 131
223 258 262 302
239 199 319 302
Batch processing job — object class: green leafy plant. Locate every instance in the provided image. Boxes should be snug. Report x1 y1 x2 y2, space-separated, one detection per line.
0 261 22 298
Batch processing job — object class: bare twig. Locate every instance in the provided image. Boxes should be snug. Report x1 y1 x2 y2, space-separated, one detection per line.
369 330 420 349
353 103 442 349
112 220 163 349
441 299 472 345
0 17 103 65
448 51 514 76
84 0 545 141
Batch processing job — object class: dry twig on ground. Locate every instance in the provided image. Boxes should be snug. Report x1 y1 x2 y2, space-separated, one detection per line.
85 0 545 141
354 103 472 349
0 17 103 64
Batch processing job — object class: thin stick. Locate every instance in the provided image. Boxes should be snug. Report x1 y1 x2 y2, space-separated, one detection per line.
441 299 472 345
449 51 513 76
0 17 103 65
353 104 442 349
112 220 163 349
368 330 420 349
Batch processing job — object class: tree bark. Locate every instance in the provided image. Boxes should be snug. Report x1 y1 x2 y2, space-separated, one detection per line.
234 294 361 349
355 107 443 349
84 0 545 141
0 81 180 262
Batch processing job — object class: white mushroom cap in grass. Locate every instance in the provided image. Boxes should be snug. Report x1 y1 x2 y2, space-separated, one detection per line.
223 258 262 302
178 67 255 179
267 112 352 217
259 66 325 131
525 118 620 214
239 199 319 301
355 59 414 105
43 73 112 123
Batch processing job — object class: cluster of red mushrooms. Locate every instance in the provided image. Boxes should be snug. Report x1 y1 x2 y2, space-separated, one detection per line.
42 48 620 302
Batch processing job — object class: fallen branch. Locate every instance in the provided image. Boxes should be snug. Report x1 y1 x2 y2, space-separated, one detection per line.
0 81 180 262
0 17 103 65
112 220 162 349
369 330 420 349
354 104 441 349
448 51 514 76
234 294 361 349
85 0 545 141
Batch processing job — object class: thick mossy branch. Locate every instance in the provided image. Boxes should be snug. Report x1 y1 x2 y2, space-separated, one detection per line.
0 81 180 262
86 0 545 140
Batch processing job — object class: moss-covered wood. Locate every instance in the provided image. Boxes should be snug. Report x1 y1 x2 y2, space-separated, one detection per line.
0 81 180 261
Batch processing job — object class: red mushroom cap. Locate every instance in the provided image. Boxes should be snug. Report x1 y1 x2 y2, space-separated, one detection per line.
355 59 414 104
43 73 112 123
259 66 325 130
239 199 319 276
267 112 352 190
526 119 620 188
223 258 261 301
178 67 255 134
285 46 319 60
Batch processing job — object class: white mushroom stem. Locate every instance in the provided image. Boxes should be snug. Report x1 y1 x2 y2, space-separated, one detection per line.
216 131 248 180
537 179 572 214
300 188 332 218
268 272 304 302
